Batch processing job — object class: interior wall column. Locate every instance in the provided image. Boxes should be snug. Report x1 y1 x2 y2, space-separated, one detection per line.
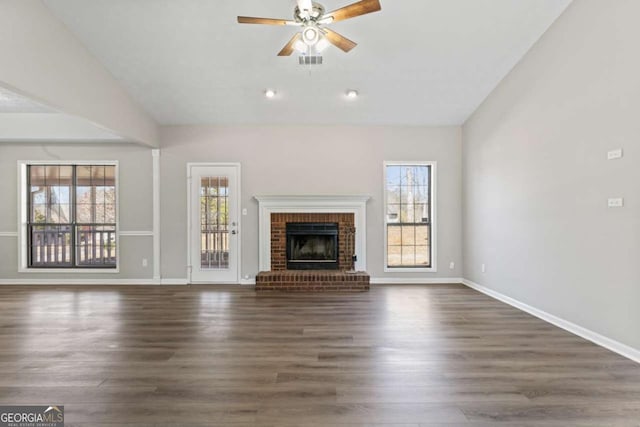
152 149 161 282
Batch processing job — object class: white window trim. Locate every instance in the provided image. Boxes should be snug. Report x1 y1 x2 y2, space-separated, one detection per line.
186 162 242 284
383 161 437 273
17 160 120 274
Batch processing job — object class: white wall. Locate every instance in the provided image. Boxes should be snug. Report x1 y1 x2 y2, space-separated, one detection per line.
0 0 157 146
160 126 462 281
463 0 640 350
0 143 155 281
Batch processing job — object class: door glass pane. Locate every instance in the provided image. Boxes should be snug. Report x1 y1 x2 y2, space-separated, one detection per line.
200 176 229 269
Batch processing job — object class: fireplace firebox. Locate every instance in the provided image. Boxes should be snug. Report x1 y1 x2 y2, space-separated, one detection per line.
286 222 339 270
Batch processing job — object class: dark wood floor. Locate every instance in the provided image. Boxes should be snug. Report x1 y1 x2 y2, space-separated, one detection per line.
0 284 638 426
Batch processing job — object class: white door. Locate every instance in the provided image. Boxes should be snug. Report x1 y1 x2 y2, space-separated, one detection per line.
188 164 240 283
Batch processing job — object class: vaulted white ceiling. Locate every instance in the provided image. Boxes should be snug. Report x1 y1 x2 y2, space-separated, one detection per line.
43 0 571 126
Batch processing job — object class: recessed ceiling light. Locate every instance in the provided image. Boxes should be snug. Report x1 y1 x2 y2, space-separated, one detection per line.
346 90 359 99
265 89 276 98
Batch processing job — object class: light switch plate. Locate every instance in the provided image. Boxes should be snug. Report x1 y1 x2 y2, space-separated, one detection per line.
242 208 248 216
607 149 623 160
608 198 624 208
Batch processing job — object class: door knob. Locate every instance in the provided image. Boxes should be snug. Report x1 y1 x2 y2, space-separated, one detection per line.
231 230 237 235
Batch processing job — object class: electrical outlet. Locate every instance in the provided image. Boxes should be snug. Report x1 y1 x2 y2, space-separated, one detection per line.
244 274 250 279
607 148 623 160
142 258 148 267
481 263 486 273
449 261 455 270
608 198 624 208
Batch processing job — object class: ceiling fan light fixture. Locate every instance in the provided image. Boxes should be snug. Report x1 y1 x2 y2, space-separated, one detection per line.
315 37 330 53
237 0 382 57
302 25 320 46
294 39 308 53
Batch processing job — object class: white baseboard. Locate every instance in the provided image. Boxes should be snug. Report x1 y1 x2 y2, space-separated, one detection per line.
238 277 462 286
370 277 463 285
159 278 188 285
462 278 640 364
0 278 188 285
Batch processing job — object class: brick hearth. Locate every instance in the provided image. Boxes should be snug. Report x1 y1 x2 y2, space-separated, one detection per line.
255 271 369 292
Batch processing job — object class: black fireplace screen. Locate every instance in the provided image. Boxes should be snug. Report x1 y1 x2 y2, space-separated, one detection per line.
286 222 338 270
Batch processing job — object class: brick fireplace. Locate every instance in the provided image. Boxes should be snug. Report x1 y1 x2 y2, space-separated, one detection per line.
254 196 371 292
270 213 354 271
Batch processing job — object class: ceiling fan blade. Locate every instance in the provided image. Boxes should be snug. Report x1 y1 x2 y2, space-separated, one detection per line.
322 28 357 53
297 0 313 13
237 16 298 26
324 0 381 23
278 33 303 56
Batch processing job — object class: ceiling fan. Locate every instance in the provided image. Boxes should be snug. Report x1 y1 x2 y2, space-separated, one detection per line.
237 0 382 56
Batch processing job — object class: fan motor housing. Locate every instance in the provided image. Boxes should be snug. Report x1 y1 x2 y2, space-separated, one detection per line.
294 2 326 22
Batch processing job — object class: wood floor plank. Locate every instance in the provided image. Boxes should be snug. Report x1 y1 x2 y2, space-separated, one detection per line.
0 284 637 426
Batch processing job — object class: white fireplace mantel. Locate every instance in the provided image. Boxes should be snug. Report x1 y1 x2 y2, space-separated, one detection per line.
254 195 371 272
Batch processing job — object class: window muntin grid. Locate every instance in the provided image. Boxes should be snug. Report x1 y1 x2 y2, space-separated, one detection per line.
27 164 117 268
385 164 431 268
200 176 230 269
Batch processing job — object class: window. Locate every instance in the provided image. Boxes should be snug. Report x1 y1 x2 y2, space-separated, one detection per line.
384 162 435 271
26 164 117 269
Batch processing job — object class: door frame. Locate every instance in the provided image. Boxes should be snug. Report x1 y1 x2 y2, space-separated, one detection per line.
186 162 242 284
